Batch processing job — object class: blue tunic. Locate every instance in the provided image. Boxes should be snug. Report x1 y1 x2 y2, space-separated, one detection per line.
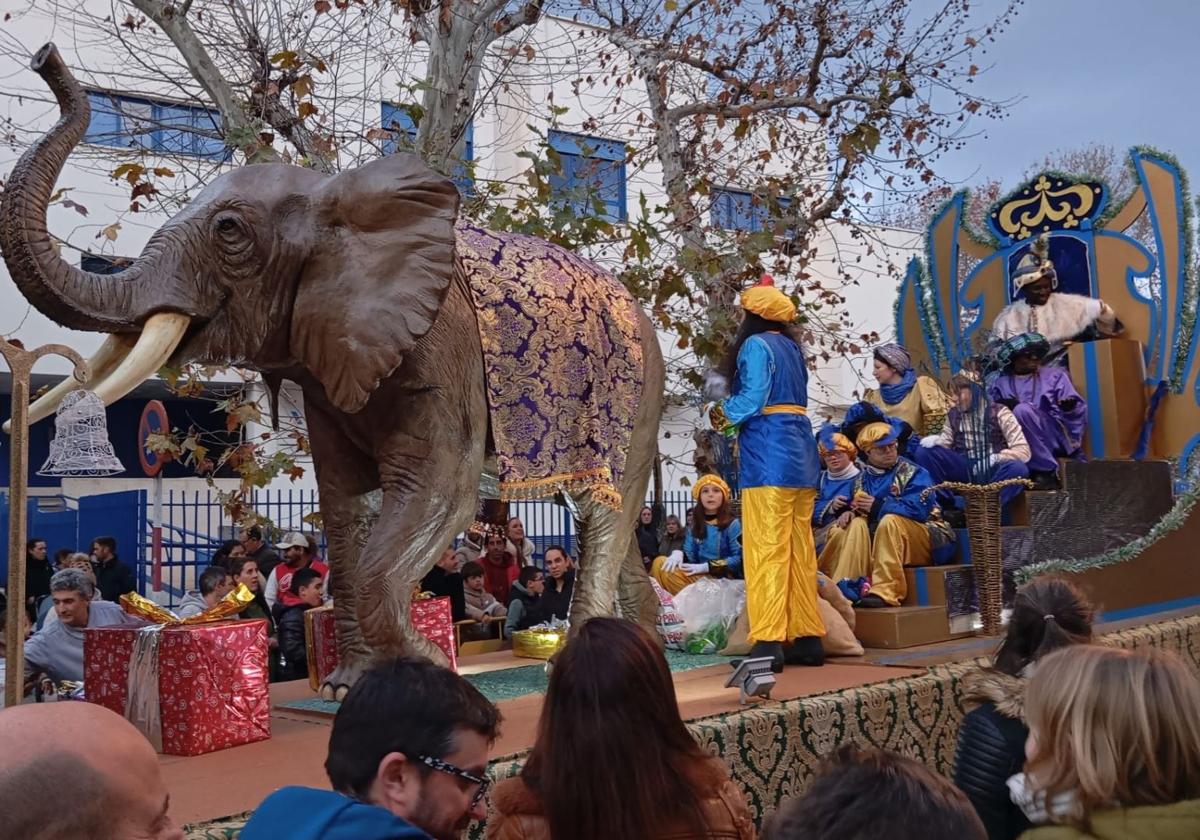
723 332 820 489
683 519 744 578
813 470 860 526
854 459 935 524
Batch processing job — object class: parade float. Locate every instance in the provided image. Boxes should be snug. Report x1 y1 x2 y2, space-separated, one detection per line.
866 148 1200 649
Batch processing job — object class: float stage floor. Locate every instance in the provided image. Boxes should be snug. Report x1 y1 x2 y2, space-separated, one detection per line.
172 654 920 831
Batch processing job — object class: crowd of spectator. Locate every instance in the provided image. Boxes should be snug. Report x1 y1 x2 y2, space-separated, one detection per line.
6 578 1198 840
2 525 334 698
4 510 1199 840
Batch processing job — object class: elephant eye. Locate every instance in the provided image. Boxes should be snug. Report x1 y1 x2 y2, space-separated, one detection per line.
215 214 241 234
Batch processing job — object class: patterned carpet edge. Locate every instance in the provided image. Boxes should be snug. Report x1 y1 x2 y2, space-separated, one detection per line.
185 611 1200 839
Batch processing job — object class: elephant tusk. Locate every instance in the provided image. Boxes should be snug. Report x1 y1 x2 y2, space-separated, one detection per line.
2 332 137 433
90 312 190 408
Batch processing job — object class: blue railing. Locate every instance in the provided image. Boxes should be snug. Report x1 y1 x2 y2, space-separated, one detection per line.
137 489 698 606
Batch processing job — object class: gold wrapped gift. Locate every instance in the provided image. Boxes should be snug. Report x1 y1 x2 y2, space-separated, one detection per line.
512 627 567 660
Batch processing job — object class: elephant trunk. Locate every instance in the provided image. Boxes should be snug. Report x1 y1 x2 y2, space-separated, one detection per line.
0 43 208 333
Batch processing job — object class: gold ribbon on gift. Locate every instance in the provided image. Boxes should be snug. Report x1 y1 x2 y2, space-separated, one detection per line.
120 583 255 625
118 584 256 750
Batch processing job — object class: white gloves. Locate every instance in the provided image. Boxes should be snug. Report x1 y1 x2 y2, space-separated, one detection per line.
920 434 941 449
703 370 731 402
662 550 685 572
682 563 710 576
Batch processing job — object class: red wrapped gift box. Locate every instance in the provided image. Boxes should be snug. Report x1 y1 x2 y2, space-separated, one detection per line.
85 619 270 756
306 597 456 690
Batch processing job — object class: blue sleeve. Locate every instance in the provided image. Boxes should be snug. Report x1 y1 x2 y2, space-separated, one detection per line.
722 338 772 426
813 476 841 526
878 466 935 523
723 519 743 577
683 528 697 563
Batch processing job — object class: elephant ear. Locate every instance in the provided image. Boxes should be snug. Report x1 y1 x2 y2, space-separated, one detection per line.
293 154 460 414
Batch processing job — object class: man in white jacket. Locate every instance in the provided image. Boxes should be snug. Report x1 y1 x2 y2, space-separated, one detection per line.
992 234 1121 352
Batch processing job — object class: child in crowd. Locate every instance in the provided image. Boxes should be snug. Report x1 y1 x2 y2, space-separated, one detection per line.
764 744 984 840
1013 646 1200 836
506 566 546 637
462 560 506 641
651 474 742 595
274 567 324 682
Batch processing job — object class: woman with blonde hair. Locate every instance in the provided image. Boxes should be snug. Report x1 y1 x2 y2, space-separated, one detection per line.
1012 645 1200 837
954 577 1094 839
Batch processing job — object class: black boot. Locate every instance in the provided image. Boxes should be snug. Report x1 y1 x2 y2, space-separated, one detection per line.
747 640 785 673
857 593 889 608
785 636 825 666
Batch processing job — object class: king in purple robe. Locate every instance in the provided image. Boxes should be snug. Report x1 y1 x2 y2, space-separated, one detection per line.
987 332 1087 490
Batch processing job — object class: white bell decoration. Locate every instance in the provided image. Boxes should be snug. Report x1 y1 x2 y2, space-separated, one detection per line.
38 389 125 476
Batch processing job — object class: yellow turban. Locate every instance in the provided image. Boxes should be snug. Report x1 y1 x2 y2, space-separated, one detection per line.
740 275 796 323
818 431 857 457
691 473 732 502
855 422 899 452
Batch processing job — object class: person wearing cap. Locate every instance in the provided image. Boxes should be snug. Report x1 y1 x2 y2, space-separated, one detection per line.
813 428 861 553
992 233 1121 350
818 421 935 608
266 531 329 610
651 474 742 595
988 332 1087 490
920 370 1031 509
708 275 824 670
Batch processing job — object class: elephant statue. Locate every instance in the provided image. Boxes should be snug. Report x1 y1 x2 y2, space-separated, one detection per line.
1 44 665 698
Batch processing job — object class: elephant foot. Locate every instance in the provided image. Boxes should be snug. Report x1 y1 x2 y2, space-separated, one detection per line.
320 658 370 702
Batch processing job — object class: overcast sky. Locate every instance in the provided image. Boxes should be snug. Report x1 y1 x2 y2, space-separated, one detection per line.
932 0 1200 192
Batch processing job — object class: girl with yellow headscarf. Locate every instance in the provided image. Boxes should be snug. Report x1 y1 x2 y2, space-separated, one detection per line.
650 474 742 595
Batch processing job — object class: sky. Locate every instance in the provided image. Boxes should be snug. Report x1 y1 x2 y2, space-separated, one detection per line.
931 0 1200 194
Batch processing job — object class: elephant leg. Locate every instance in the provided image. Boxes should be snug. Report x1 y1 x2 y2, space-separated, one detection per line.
352 432 479 673
321 488 382 701
617 537 659 641
568 490 625 627
304 406 383 700
613 307 665 639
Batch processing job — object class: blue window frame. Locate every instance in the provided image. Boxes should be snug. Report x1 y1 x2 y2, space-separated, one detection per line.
80 253 130 274
84 91 228 160
711 188 791 232
547 130 627 222
380 103 474 194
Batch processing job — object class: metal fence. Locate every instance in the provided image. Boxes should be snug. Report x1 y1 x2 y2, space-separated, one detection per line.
140 488 698 606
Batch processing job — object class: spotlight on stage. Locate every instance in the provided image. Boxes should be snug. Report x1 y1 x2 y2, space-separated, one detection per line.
725 657 776 706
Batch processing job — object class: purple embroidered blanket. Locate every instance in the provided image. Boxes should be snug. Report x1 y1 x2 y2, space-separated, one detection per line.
456 224 644 510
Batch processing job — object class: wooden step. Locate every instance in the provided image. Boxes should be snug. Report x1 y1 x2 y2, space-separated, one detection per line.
853 604 973 649
903 564 975 608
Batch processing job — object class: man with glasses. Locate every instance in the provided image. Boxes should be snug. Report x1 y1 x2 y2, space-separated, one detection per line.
817 422 935 608
240 657 501 840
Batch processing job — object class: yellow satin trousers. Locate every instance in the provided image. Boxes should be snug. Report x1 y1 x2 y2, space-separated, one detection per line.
817 515 931 606
741 486 825 642
649 556 709 596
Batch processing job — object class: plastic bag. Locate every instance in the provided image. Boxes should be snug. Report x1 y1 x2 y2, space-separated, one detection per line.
649 579 687 651
673 578 746 654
